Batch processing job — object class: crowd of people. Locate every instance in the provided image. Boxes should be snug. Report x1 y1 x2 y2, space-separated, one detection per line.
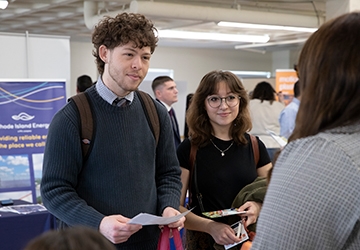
33 10 359 250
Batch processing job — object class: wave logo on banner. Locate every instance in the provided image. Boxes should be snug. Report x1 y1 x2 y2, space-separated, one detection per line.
0 80 66 203
12 112 35 121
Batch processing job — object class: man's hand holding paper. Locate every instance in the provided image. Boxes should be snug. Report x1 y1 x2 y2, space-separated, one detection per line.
128 208 190 226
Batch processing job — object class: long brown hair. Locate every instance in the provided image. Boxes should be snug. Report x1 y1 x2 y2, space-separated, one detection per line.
289 12 360 142
187 70 252 147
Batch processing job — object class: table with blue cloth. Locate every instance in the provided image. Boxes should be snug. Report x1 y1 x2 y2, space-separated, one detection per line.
0 200 57 250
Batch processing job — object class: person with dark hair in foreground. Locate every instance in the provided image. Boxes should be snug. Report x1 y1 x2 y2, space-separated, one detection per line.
24 226 116 250
252 12 360 250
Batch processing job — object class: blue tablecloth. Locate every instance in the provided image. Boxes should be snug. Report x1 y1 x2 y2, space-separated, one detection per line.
0 200 57 250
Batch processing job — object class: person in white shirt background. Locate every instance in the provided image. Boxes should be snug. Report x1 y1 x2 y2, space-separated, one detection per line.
249 81 284 160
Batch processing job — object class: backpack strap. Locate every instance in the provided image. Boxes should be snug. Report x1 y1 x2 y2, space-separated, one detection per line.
69 92 93 160
70 90 160 161
136 90 160 146
188 141 198 208
189 142 198 170
250 134 259 166
187 135 259 207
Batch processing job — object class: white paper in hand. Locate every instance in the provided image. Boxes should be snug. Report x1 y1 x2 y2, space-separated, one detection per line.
128 209 192 225
224 221 249 249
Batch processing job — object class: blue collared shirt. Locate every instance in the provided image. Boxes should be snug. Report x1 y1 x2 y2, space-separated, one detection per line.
95 76 134 105
279 97 300 139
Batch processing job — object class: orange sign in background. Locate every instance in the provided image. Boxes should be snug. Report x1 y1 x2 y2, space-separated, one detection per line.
275 69 298 106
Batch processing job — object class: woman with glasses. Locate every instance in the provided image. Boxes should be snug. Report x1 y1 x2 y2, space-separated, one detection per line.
177 70 272 249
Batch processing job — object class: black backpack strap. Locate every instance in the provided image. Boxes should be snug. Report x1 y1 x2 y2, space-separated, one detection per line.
136 90 160 146
69 92 93 160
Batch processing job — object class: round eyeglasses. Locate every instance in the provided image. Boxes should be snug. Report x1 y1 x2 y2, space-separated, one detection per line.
207 95 241 108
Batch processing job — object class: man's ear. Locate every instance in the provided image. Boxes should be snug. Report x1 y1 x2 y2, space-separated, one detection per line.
99 45 108 63
155 89 161 98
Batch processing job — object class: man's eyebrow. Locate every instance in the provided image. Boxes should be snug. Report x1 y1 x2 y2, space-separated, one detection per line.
123 47 136 52
123 46 151 55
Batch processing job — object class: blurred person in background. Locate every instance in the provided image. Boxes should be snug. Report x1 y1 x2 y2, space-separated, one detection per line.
76 74 94 93
279 80 300 139
249 81 284 160
152 75 181 148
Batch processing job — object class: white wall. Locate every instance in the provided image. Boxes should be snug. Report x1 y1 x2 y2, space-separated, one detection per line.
150 46 275 93
0 32 71 97
70 40 98 94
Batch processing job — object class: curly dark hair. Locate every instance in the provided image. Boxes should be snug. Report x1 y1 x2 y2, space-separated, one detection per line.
187 70 252 147
92 12 158 75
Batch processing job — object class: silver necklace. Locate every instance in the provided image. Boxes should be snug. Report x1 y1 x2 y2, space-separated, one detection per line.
210 139 234 157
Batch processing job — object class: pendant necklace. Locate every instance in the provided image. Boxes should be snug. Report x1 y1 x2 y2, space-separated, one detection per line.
210 139 234 157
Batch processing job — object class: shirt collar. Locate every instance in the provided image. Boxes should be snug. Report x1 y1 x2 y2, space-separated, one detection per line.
292 97 300 105
96 76 134 105
158 99 171 112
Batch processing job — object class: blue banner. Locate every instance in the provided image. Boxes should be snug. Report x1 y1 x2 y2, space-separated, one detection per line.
0 80 66 203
